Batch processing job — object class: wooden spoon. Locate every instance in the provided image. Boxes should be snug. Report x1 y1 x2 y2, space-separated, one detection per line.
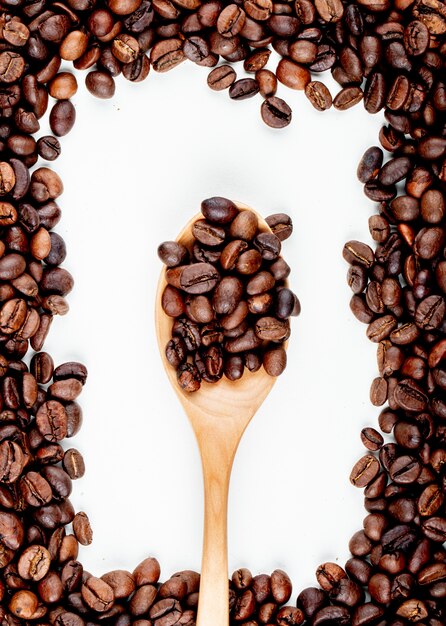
155 203 284 626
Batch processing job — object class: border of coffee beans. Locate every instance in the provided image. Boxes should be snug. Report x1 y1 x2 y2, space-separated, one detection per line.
1 0 446 624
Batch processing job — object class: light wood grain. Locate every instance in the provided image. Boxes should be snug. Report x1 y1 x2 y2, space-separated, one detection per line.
155 203 282 626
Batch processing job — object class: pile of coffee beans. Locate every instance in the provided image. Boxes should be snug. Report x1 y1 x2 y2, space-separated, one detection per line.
1 0 446 623
158 197 299 391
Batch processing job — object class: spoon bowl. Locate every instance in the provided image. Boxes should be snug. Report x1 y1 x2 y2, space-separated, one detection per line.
155 203 283 626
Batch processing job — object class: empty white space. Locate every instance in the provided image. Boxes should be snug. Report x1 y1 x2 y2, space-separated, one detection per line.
37 60 386 595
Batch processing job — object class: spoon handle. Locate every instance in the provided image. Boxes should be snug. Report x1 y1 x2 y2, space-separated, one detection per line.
196 429 234 626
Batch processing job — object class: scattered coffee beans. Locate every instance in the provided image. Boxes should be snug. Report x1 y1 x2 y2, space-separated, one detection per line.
2 0 446 624
159 198 299 391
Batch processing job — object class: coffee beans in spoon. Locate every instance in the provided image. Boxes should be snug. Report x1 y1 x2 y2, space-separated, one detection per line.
158 198 299 392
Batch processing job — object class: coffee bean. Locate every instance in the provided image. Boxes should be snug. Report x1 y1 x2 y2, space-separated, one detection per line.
256 69 277 98
333 86 363 110
357 147 384 183
82 576 114 612
158 241 189 267
180 263 220 294
261 97 292 129
50 100 76 137
350 455 380 488
18 545 51 581
63 449 85 480
85 71 116 99
207 65 236 90
177 363 201 392
305 81 332 111
192 220 225 246
360 428 383 452
343 241 374 268
393 378 427 412
36 400 68 442
201 197 238 224
263 347 287 376
277 59 310 90
229 78 259 100
73 512 93 546
217 5 246 37
314 0 344 22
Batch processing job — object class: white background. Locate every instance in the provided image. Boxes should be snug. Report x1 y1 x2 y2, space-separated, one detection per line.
37 58 388 596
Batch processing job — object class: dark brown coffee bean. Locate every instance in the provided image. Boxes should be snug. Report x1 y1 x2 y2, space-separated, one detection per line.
213 277 242 315
50 100 76 136
361 428 384 452
422 517 446 543
192 220 225 246
207 65 236 90
229 78 259 100
254 232 281 260
0 440 24 483
394 379 427 412
158 241 189 267
150 38 185 71
357 147 384 183
261 97 292 129
263 347 287 376
236 249 263 275
63 449 85 480
246 271 275 295
255 316 289 342
201 197 238 224
73 512 93 546
256 69 277 97
85 71 116 99
334 86 363 110
180 263 220 294
177 363 201 392
343 241 374 268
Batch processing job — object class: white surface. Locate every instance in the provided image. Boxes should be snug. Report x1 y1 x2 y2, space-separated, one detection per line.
39 61 386 596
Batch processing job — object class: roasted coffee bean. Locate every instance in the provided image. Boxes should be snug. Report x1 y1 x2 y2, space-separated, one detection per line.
81 576 114 612
192 220 225 246
177 363 201 392
254 232 281 260
350 455 380 488
201 197 238 224
230 211 258 241
357 147 384 183
36 401 68 442
180 263 220 294
229 78 259 100
261 97 292 129
394 379 427 412
158 241 188 267
263 347 287 376
8 0 446 617
63 449 85 480
207 65 236 90
213 277 242 315
277 59 310 90
256 69 277 98
343 241 374 268
50 100 76 137
305 80 332 111
85 71 116 99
